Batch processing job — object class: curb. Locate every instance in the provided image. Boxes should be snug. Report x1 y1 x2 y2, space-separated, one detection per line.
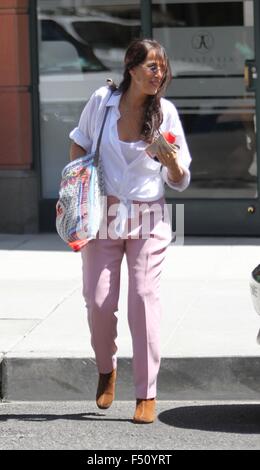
1 356 260 401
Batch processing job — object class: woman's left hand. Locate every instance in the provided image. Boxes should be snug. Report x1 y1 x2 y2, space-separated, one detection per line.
156 143 184 183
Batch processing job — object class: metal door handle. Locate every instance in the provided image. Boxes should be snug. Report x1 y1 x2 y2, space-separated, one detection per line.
244 59 257 92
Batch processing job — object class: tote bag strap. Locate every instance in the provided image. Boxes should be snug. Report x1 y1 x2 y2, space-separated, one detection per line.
93 90 114 167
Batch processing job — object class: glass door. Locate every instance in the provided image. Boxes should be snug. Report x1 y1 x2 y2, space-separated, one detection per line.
152 0 260 234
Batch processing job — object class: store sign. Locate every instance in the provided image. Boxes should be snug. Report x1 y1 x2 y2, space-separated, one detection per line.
191 31 215 54
155 26 254 76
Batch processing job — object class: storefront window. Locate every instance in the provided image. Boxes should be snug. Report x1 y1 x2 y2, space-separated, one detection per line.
37 0 141 198
153 0 257 199
38 0 257 201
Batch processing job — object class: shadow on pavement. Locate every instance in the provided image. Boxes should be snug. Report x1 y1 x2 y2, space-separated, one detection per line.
0 412 132 423
158 404 260 433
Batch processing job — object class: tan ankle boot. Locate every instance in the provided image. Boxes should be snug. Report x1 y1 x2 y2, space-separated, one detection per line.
133 398 156 424
96 369 116 409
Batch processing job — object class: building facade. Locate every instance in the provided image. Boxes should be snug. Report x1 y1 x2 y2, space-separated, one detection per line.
1 0 260 235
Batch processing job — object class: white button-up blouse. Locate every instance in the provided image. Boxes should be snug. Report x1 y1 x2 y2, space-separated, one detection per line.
69 86 191 228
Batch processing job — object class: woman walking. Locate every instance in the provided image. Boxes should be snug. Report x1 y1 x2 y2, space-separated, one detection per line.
69 38 191 423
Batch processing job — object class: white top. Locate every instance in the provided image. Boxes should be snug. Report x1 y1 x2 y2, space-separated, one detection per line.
69 85 191 235
119 139 147 165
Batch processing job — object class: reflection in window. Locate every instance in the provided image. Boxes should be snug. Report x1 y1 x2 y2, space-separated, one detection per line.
153 1 257 198
38 0 141 199
73 21 140 71
40 19 106 74
38 2 141 76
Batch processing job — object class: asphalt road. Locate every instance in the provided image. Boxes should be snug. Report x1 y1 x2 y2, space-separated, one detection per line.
0 400 260 451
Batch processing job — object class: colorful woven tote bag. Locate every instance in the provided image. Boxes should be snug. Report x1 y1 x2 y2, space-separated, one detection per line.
56 102 110 251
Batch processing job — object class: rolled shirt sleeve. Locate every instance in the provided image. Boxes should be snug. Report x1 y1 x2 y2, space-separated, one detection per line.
69 127 90 151
161 164 191 191
160 99 191 192
69 89 98 151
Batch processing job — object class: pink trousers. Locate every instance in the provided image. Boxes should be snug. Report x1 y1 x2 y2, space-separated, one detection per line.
81 197 172 399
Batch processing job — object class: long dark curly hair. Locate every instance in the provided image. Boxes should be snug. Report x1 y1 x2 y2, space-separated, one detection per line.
109 38 172 143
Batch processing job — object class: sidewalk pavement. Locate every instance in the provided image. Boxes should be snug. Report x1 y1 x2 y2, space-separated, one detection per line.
0 233 260 401
1 400 260 450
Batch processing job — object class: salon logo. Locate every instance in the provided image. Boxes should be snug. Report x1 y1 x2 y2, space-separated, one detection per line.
192 31 214 54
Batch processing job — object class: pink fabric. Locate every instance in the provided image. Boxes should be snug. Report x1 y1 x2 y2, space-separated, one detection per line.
81 197 172 399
